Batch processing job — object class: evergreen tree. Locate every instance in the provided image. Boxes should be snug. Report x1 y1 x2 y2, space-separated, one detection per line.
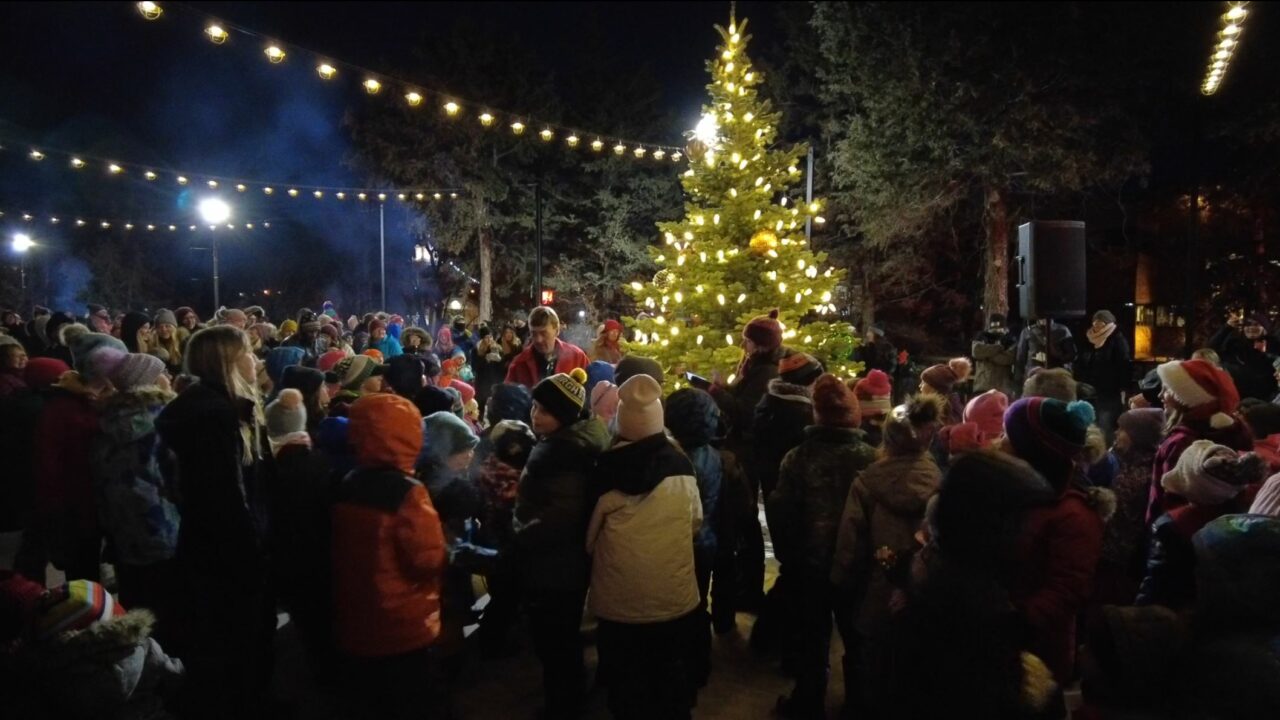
625 14 854 389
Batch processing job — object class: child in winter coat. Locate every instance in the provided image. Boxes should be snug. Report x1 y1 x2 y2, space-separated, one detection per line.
0 575 185 717
831 395 944 714
513 368 610 718
1002 397 1107 685
262 388 334 675
853 369 893 448
1135 440 1266 609
91 353 179 631
769 374 878 718
589 374 704 720
331 393 447 718
1149 359 1252 524
1095 408 1164 606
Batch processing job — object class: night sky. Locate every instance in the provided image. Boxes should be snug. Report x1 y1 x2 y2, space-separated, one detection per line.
0 2 1272 313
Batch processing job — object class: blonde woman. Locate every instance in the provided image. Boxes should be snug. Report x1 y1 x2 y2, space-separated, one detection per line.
155 325 273 714
152 309 183 375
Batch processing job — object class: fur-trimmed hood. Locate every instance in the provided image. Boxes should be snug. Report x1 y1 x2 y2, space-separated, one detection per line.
98 386 175 444
26 609 156 666
766 377 813 405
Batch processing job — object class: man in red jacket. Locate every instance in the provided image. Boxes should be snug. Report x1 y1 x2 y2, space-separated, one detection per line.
505 307 590 389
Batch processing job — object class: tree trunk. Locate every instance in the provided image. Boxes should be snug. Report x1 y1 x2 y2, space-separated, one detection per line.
478 226 494 322
984 187 1010 319
860 266 876 332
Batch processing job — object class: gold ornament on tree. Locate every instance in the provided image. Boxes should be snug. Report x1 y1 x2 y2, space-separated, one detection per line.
653 268 677 290
749 229 779 255
685 139 708 163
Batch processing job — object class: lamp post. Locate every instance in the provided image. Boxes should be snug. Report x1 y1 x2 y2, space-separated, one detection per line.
198 198 232 311
11 233 34 312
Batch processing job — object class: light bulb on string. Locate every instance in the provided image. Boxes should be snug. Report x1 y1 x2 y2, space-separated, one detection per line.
317 63 337 80
29 149 44 161
510 120 526 135
566 134 580 148
613 142 626 156
539 128 555 142
479 112 495 127
144 171 157 181
653 149 666 160
314 191 324 199
591 138 604 152
264 45 286 63
263 187 274 195
176 176 188 185
136 1 162 20
443 101 461 116
287 188 299 197
70 158 85 169
205 24 228 44
405 91 423 107
633 146 647 158
336 192 346 200
363 78 382 94
236 184 246 192
206 179 218 188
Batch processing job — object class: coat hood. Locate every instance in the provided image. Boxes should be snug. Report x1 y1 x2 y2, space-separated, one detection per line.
98 387 175 443
1193 514 1280 628
862 453 941 515
348 393 423 475
766 377 813 405
597 432 694 496
554 415 612 455
665 387 722 450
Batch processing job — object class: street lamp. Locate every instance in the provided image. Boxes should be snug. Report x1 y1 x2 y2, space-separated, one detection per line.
11 233 34 309
198 198 232 311
11 233 34 253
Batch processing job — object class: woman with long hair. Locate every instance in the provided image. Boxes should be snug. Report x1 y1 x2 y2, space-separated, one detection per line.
155 325 275 718
151 309 183 375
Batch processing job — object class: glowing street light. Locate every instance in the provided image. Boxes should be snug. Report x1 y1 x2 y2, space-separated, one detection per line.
198 199 232 310
11 233 34 253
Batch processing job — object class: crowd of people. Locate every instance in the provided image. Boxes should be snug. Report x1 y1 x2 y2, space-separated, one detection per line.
1 299 1278 719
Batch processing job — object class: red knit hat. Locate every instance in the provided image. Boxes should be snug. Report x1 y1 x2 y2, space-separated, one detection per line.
369 318 387 334
318 349 347 374
812 373 861 428
743 309 782 352
1156 359 1240 429
603 319 623 334
854 369 893 417
24 357 70 389
921 357 972 394
964 389 1009 441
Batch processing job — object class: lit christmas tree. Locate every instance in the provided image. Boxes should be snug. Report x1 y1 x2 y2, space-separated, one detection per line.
625 14 856 390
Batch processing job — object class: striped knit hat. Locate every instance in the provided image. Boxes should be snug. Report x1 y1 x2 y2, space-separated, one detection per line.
533 368 588 428
1003 397 1095 491
854 369 893 417
33 580 125 641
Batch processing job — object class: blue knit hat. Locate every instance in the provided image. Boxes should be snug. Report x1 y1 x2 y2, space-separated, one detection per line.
586 360 616 398
70 332 127 381
266 346 306 386
423 410 479 465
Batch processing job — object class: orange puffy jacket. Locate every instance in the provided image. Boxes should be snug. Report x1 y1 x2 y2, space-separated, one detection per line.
332 394 446 657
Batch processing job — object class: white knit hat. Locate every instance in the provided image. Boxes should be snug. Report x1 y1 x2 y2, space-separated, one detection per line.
615 374 664 442
1161 439 1266 506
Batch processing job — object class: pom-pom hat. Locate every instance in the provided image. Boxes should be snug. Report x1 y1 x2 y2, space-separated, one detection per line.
921 357 972 394
532 367 589 428
854 369 893 417
743 309 783 352
1156 359 1240 429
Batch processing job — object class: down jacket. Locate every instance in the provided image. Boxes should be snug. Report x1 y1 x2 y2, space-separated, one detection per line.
587 433 702 623
768 425 877 577
92 386 180 567
664 388 724 559
831 451 940 637
512 417 611 601
751 378 815 499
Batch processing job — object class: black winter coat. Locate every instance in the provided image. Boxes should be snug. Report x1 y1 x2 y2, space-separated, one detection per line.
265 444 334 613
1075 332 1131 397
751 378 815 500
1209 324 1279 402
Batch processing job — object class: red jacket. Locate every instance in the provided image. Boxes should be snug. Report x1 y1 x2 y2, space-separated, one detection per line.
1009 488 1104 684
503 339 590 388
33 373 104 535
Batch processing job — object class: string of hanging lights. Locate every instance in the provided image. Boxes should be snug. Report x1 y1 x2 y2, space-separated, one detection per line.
3 141 462 202
133 2 686 163
0 206 274 232
1203 3 1249 95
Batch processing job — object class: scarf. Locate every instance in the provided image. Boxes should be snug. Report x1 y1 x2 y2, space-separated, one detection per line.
269 431 313 457
1087 323 1116 349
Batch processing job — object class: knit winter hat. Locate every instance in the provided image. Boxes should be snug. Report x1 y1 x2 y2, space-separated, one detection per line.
334 354 386 393
1117 408 1166 454
266 388 307 439
385 355 427 397
153 308 178 328
921 357 972 394
743 309 783 352
110 352 166 390
486 382 533 426
1094 310 1117 325
414 385 456 419
24 357 69 388
266 346 306 386
586 360 616 397
320 324 341 343
318 349 347 375
1240 400 1280 438
349 393 423 474
854 369 893 417
70 332 127 380
80 347 129 385
278 319 298 338
590 381 620 424
423 410 480 465
33 580 125 642
947 422 984 456
369 319 387 334
883 395 946 455
965 389 1010 441
603 318 624 335
1003 397 1096 491
812 373 861 428
281 365 325 398
1161 439 1266 507
1156 359 1240 429
532 368 589 428
174 307 197 325
488 419 538 469
614 355 664 386
616 374 665 441
778 351 824 387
